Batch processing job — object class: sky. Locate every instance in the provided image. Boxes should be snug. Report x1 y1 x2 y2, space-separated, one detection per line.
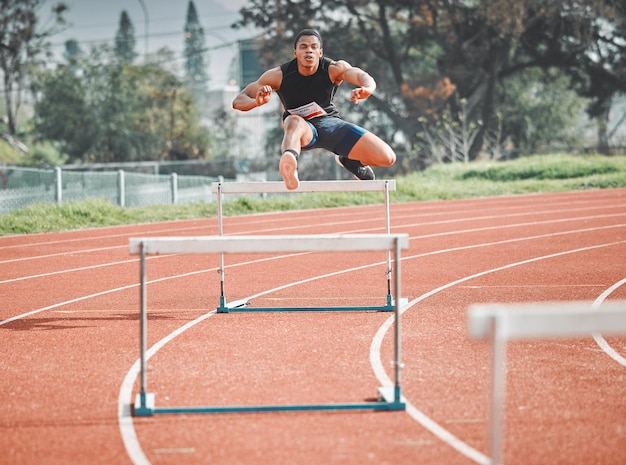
49 0 257 88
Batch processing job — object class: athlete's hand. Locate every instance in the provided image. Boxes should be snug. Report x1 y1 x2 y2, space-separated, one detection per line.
256 85 273 106
350 86 373 104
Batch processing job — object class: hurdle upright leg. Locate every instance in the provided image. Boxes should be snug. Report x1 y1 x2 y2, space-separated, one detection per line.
212 180 400 313
216 182 227 311
130 234 409 416
134 241 155 415
384 180 393 306
393 235 403 403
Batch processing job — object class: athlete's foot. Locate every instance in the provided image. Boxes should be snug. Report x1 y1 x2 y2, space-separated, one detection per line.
279 151 299 190
335 155 375 181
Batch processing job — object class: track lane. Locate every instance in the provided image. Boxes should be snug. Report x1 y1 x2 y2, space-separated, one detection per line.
1 188 625 464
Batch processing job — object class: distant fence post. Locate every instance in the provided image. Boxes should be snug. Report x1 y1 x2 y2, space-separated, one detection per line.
118 170 125 207
171 173 178 204
55 166 62 205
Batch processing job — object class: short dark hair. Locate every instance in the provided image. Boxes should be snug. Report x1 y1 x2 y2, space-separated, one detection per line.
293 29 323 49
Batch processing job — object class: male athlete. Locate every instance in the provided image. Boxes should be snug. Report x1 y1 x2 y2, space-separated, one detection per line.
232 28 396 190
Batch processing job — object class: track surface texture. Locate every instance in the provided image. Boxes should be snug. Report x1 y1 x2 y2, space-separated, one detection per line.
1 188 625 465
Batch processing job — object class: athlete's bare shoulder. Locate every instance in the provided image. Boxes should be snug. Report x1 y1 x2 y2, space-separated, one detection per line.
328 59 352 85
257 66 283 91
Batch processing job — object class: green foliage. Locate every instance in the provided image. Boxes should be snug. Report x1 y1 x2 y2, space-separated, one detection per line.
183 1 209 104
235 0 624 160
500 69 588 150
114 10 138 64
0 0 67 135
32 66 95 161
2 154 625 235
32 47 210 163
460 155 619 182
0 198 218 235
27 141 68 166
0 138 25 164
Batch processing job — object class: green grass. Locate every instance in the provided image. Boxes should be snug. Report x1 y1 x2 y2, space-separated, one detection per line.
2 153 625 236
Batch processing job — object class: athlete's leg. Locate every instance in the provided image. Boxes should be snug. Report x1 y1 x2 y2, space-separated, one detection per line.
346 132 396 167
279 115 315 190
281 115 314 154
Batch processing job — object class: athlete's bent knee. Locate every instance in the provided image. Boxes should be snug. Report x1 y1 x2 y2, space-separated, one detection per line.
381 145 396 167
283 115 306 133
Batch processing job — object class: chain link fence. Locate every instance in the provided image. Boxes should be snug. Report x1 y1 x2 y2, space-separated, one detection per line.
0 166 219 214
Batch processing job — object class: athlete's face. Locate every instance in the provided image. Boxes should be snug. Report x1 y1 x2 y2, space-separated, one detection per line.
294 35 323 70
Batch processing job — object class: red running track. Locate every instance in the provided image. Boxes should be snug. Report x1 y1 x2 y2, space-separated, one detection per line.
1 188 625 465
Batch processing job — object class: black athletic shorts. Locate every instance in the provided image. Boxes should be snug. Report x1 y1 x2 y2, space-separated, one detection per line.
302 116 367 157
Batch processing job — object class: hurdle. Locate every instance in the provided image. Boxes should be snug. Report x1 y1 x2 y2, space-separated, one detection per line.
211 180 400 312
130 233 408 416
468 301 626 465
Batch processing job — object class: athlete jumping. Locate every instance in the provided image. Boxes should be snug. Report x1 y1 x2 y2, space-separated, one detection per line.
232 28 396 190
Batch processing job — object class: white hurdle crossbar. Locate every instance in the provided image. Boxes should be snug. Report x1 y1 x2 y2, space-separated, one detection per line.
129 233 408 416
468 301 626 465
211 180 397 312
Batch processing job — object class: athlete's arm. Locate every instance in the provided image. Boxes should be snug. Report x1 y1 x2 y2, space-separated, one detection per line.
232 67 282 111
330 60 377 104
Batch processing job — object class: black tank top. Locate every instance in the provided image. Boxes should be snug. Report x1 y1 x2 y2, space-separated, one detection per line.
277 56 340 120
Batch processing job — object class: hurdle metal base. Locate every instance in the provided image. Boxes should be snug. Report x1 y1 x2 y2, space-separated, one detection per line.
133 389 405 417
216 296 409 313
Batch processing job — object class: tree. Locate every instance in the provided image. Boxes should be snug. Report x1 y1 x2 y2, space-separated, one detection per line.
519 1 626 154
32 65 95 161
183 1 209 106
33 46 211 163
114 10 137 65
0 0 67 135
234 0 623 162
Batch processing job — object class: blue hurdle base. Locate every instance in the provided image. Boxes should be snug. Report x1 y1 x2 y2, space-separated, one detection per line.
133 387 405 417
216 295 408 313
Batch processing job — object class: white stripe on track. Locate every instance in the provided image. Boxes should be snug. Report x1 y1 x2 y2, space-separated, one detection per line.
370 239 626 465
4 211 624 463
118 231 626 464
0 258 136 284
0 245 126 265
4 211 624 287
592 278 626 367
0 253 308 326
118 310 218 465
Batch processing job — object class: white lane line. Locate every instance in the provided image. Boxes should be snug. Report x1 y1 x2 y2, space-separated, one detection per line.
370 239 626 465
118 310 217 465
5 215 623 462
370 314 491 465
2 198 622 256
0 284 139 327
116 254 408 465
118 232 626 464
0 258 137 284
0 253 191 285
4 211 625 287
0 245 126 265
0 253 308 326
592 278 626 367
0 223 220 250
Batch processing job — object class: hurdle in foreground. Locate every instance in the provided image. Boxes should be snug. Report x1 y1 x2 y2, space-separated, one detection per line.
212 180 400 312
468 301 626 465
130 233 408 416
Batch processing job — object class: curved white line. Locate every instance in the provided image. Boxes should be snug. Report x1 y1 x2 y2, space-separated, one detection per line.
118 310 217 465
119 235 626 464
591 278 626 366
2 196 621 463
370 239 626 464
